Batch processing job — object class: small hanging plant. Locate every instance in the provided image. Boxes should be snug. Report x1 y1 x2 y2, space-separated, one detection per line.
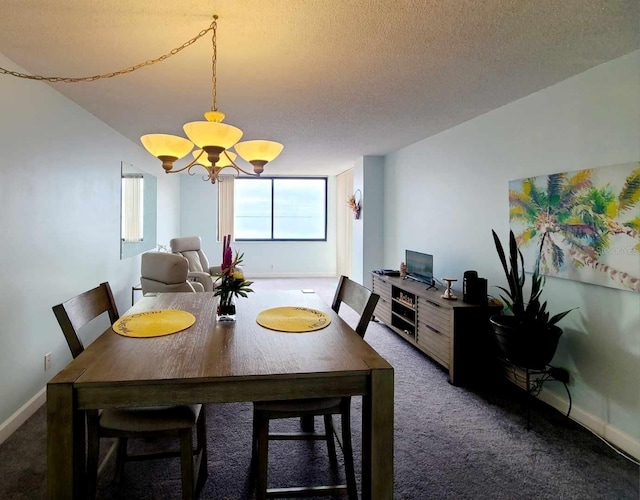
347 189 362 219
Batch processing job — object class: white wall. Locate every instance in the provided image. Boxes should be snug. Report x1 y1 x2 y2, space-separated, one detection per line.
179 174 337 277
352 156 385 286
0 53 180 429
383 51 640 456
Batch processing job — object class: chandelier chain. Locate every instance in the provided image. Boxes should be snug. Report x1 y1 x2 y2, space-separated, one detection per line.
211 15 218 111
0 19 216 83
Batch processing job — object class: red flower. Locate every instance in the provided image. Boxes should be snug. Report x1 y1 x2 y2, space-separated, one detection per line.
222 234 233 275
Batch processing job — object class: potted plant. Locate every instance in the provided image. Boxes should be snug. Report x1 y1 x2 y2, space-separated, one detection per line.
489 229 575 369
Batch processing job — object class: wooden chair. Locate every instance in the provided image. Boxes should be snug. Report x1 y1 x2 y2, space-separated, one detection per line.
52 282 208 500
251 275 380 499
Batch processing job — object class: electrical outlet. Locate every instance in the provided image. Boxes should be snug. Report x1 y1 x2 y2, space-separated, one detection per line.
44 352 52 371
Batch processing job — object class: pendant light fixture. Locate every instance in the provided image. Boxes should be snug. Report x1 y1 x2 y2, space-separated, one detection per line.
0 13 282 184
140 15 283 183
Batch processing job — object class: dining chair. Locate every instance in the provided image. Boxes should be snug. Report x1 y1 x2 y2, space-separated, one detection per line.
251 275 380 500
52 282 208 500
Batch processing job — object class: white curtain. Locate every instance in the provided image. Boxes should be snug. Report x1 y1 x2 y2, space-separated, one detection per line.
336 170 353 277
217 175 235 241
121 175 144 242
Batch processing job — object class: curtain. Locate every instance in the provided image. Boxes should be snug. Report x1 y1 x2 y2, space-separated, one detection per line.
336 169 354 277
122 175 144 242
217 175 235 241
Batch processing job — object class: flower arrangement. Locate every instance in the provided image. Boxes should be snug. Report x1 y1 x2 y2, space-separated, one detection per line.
214 235 253 318
347 189 362 219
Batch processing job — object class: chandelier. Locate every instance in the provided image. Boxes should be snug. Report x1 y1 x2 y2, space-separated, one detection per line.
0 14 283 184
140 15 283 183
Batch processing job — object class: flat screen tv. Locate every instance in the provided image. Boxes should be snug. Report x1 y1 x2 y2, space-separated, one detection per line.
405 250 433 286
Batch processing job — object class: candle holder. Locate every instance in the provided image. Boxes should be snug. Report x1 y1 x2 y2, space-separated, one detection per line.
441 278 458 300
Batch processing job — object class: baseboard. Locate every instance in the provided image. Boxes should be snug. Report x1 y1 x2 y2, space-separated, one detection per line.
0 387 46 446
539 388 640 461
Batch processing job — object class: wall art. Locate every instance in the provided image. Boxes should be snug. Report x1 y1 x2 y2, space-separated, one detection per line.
509 162 640 293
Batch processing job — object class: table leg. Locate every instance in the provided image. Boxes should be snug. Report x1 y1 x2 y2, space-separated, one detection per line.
361 366 394 500
47 379 86 499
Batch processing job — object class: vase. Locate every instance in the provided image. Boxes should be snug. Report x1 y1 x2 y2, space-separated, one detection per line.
216 294 236 322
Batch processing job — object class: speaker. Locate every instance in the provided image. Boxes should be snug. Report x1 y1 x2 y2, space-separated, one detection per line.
463 270 487 305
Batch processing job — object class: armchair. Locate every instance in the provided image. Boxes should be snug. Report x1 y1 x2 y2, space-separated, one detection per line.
140 252 204 294
170 236 242 292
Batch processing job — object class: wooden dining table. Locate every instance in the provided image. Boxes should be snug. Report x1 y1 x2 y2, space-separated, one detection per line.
47 290 394 499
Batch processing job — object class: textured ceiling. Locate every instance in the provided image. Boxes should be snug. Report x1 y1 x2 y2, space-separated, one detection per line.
1 0 639 176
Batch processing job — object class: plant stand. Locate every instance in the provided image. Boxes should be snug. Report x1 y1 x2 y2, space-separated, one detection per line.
499 358 572 430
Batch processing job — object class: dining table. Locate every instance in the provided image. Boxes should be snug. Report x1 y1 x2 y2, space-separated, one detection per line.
47 290 394 499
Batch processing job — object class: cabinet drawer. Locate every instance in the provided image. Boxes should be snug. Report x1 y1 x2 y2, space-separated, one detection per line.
374 297 392 324
372 276 391 296
417 297 451 334
416 321 450 366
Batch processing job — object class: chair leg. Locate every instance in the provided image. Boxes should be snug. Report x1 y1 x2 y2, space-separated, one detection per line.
323 414 337 463
113 437 128 484
179 428 195 500
341 405 358 500
255 411 270 500
86 422 100 500
251 408 259 477
195 407 208 493
300 415 315 432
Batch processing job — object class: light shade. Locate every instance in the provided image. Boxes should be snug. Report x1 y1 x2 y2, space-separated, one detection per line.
193 149 237 167
183 121 243 150
234 140 284 163
140 134 194 160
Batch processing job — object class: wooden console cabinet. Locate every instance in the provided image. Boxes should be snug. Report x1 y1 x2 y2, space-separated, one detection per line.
371 273 500 385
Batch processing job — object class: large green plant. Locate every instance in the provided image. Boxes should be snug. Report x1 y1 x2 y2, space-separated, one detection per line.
492 229 575 327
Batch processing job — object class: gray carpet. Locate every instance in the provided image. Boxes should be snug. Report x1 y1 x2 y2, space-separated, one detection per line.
1 278 638 499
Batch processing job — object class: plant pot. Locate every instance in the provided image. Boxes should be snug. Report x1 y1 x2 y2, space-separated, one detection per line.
489 315 562 370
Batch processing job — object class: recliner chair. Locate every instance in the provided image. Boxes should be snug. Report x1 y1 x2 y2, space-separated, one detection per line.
140 252 204 294
170 236 242 292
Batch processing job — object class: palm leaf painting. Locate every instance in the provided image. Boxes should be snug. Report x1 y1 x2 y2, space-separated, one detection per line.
509 162 640 293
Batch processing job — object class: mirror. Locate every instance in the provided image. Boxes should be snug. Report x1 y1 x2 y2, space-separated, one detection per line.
120 161 157 259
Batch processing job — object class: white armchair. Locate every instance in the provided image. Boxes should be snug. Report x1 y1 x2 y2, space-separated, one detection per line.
170 236 240 292
140 252 204 294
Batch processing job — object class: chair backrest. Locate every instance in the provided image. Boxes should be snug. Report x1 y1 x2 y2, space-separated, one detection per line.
170 236 210 273
140 252 198 294
331 275 380 338
52 282 119 359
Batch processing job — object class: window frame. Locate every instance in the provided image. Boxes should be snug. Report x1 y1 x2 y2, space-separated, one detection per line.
233 176 328 242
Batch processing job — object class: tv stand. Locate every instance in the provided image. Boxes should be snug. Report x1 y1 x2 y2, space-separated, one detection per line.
372 273 500 385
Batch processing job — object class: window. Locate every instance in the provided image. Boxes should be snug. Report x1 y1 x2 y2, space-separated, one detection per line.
234 178 327 241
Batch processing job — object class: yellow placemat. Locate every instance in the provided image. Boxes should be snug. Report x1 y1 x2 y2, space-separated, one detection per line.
112 309 196 338
256 307 331 333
